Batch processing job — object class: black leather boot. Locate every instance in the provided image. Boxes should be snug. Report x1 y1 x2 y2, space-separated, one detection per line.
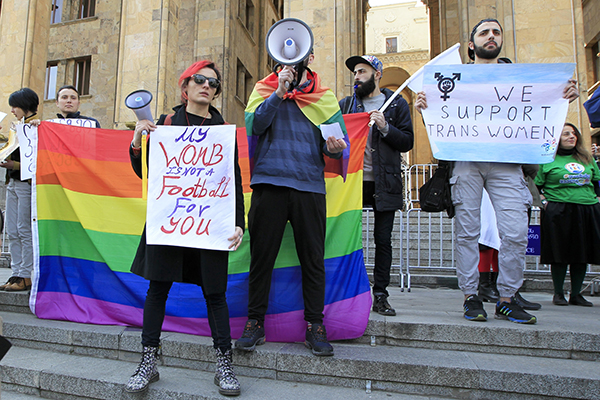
478 272 499 302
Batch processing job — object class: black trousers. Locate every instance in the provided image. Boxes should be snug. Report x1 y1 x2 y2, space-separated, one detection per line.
363 181 396 297
247 184 326 324
141 280 232 351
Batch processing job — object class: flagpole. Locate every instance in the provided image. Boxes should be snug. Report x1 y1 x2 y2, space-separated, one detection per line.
368 43 461 127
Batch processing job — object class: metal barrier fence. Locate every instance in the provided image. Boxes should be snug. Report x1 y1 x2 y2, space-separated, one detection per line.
363 163 598 292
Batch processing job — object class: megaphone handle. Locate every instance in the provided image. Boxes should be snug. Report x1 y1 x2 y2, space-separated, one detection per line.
141 132 148 200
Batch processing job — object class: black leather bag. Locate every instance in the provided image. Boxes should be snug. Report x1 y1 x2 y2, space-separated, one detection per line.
419 161 455 218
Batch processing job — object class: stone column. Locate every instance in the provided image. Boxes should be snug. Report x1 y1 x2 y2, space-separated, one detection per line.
114 0 182 128
287 0 367 99
0 0 51 117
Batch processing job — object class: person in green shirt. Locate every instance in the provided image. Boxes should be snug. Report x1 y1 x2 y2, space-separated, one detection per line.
535 123 600 307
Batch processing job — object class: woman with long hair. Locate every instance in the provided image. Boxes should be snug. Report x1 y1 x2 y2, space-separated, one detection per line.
125 60 244 396
535 122 600 307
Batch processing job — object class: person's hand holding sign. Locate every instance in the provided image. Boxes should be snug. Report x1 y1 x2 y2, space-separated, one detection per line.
228 226 244 251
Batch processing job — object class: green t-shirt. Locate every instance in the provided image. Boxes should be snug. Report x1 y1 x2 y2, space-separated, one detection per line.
534 154 600 205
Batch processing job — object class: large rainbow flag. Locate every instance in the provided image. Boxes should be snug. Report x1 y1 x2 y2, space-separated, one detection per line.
31 113 371 342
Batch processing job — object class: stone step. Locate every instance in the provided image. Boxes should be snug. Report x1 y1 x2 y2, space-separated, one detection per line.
2 328 599 399
2 288 599 361
1 347 411 400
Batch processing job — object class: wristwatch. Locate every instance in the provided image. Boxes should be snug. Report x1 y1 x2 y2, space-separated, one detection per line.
541 199 548 206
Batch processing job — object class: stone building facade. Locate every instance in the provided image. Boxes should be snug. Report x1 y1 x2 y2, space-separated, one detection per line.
364 1 431 164
0 0 368 130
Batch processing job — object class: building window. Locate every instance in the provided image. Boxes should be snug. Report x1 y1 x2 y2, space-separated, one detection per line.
74 57 91 95
45 62 59 100
238 0 255 35
79 0 95 19
386 37 398 53
236 59 253 105
51 0 63 23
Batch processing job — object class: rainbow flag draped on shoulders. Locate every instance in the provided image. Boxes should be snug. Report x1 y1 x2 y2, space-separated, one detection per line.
31 111 371 342
245 71 350 180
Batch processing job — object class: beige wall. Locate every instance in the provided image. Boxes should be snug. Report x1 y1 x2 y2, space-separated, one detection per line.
0 1 51 118
287 0 368 100
0 0 365 131
364 1 432 164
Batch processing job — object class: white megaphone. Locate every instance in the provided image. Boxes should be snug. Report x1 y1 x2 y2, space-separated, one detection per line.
266 18 314 90
125 89 153 122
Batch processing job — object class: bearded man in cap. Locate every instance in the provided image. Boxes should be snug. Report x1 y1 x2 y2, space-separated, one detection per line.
340 55 414 316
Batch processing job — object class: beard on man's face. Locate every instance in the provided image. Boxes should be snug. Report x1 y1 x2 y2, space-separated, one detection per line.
355 73 377 99
473 40 502 60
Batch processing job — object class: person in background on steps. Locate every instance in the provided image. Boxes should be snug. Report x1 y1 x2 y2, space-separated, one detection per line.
477 190 500 303
0 88 39 292
125 60 244 396
415 18 579 324
55 85 101 128
339 54 414 317
535 122 600 307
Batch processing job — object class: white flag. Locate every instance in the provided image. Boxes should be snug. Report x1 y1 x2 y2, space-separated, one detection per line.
407 43 462 93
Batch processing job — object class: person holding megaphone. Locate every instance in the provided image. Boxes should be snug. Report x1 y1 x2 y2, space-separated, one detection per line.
235 19 348 357
125 60 244 396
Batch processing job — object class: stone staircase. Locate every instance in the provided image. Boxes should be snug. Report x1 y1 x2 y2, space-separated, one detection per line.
1 284 600 399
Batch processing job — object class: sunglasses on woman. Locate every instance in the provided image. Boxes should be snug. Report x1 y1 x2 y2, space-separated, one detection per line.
191 74 220 89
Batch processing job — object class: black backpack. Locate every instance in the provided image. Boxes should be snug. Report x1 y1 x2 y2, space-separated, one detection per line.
419 161 455 218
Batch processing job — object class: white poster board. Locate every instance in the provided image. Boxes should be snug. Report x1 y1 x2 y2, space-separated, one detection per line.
421 63 575 163
146 124 236 250
17 124 37 180
47 118 97 128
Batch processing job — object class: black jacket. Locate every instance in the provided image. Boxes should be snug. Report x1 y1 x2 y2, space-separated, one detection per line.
129 104 245 292
339 88 414 211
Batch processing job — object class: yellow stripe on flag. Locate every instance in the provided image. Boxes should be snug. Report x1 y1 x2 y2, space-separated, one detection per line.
37 185 147 236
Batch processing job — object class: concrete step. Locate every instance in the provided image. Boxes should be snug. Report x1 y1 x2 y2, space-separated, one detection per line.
2 289 600 361
2 327 599 399
2 347 421 400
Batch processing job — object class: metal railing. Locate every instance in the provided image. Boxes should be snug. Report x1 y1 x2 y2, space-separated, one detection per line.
362 163 599 292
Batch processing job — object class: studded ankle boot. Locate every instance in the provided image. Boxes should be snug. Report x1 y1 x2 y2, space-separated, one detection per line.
214 348 240 396
125 345 161 393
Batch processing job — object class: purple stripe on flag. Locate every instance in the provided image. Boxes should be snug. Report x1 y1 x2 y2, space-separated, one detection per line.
34 290 371 341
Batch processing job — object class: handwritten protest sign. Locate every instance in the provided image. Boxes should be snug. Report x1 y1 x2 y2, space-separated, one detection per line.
421 63 575 163
17 124 37 180
146 124 236 250
47 118 97 128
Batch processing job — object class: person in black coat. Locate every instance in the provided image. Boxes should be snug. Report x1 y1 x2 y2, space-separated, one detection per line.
339 55 414 316
125 60 244 397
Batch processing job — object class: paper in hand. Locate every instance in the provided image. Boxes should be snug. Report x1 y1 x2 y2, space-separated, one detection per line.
320 122 344 141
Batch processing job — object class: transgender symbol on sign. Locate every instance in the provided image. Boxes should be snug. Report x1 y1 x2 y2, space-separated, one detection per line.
435 72 461 101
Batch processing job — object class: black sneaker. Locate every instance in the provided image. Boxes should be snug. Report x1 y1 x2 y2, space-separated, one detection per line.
514 290 542 310
234 319 265 351
373 293 396 316
463 294 487 321
305 323 334 356
495 298 537 324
